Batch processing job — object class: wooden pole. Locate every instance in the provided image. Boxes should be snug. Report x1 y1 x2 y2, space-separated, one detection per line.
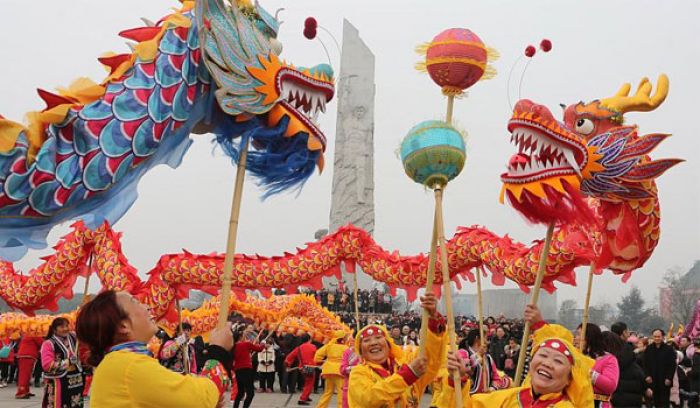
81 253 93 305
513 222 555 387
579 264 596 352
418 201 439 358
476 266 489 392
446 95 455 124
353 270 361 332
435 185 463 408
176 298 190 375
217 137 250 328
263 321 283 343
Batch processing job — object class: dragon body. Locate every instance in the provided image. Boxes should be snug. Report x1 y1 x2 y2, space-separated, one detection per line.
0 79 678 322
0 0 335 261
0 1 679 324
0 293 351 342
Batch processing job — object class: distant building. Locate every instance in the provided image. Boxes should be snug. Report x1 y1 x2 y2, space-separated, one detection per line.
451 289 558 320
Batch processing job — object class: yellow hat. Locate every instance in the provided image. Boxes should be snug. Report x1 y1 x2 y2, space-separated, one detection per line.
354 323 403 360
527 324 595 408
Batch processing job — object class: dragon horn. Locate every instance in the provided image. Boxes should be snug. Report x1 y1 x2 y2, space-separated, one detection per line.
600 74 669 115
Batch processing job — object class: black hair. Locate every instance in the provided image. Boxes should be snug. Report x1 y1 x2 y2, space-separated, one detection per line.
466 329 481 347
610 322 627 336
651 328 665 336
175 322 192 335
601 331 624 360
46 317 70 339
577 323 604 358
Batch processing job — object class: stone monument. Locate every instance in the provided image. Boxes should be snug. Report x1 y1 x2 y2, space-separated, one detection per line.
328 19 375 288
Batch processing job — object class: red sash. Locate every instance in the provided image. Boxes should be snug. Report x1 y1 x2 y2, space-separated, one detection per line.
367 358 396 378
517 388 568 407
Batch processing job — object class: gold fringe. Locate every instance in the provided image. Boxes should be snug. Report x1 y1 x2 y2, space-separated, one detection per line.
479 65 498 81
487 46 500 61
415 42 431 55
441 87 465 97
415 61 428 73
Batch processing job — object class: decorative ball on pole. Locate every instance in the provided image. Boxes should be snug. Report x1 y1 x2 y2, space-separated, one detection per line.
416 28 498 97
400 120 466 189
400 120 466 407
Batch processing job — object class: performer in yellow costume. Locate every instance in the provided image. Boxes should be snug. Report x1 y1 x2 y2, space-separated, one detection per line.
314 330 350 408
348 293 447 408
436 304 595 408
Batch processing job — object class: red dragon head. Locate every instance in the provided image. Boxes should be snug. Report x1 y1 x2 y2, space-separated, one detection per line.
500 75 682 225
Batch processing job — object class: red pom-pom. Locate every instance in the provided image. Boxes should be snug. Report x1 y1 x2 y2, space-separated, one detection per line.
540 39 552 52
303 27 317 40
304 17 318 30
524 45 536 58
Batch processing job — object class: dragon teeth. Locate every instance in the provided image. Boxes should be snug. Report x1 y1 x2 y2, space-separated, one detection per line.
562 148 581 178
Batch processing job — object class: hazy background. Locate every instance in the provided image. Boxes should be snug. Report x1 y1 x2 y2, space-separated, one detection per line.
2 0 698 310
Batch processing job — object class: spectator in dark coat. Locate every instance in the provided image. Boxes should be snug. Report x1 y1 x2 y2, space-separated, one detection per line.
643 329 677 408
605 331 644 408
488 326 509 370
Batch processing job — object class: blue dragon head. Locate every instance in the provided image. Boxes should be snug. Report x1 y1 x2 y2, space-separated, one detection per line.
197 0 335 194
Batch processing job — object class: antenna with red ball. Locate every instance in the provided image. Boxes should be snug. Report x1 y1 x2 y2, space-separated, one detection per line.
507 38 553 109
509 38 563 390
303 17 340 67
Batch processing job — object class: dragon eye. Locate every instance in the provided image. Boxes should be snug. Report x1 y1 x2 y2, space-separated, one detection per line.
575 118 595 135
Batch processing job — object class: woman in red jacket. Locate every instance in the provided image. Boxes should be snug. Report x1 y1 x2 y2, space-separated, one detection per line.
285 334 318 406
231 325 264 408
15 335 43 399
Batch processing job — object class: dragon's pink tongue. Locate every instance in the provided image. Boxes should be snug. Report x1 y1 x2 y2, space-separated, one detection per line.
509 153 530 168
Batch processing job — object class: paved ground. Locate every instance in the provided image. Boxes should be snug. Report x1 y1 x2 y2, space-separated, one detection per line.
0 384 433 407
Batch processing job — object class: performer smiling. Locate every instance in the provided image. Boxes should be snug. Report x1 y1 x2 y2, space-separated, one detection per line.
348 293 446 408
437 304 595 407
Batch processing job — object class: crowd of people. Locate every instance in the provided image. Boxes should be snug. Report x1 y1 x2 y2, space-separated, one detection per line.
289 286 394 314
1 294 699 408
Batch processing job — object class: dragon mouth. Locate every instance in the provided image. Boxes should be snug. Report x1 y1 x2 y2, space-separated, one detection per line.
248 53 335 153
501 125 583 183
273 69 334 150
501 108 592 188
277 70 333 147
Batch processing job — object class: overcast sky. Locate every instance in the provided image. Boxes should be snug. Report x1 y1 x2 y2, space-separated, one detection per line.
3 0 699 310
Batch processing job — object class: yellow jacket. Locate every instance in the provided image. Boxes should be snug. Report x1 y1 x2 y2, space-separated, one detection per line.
435 323 594 408
91 350 220 408
437 383 576 408
430 367 448 407
314 341 348 378
348 324 446 408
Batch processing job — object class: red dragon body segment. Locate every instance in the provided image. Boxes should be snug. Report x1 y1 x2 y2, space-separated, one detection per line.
0 221 595 321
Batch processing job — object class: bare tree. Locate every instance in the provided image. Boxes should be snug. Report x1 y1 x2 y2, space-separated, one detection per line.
662 266 697 325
